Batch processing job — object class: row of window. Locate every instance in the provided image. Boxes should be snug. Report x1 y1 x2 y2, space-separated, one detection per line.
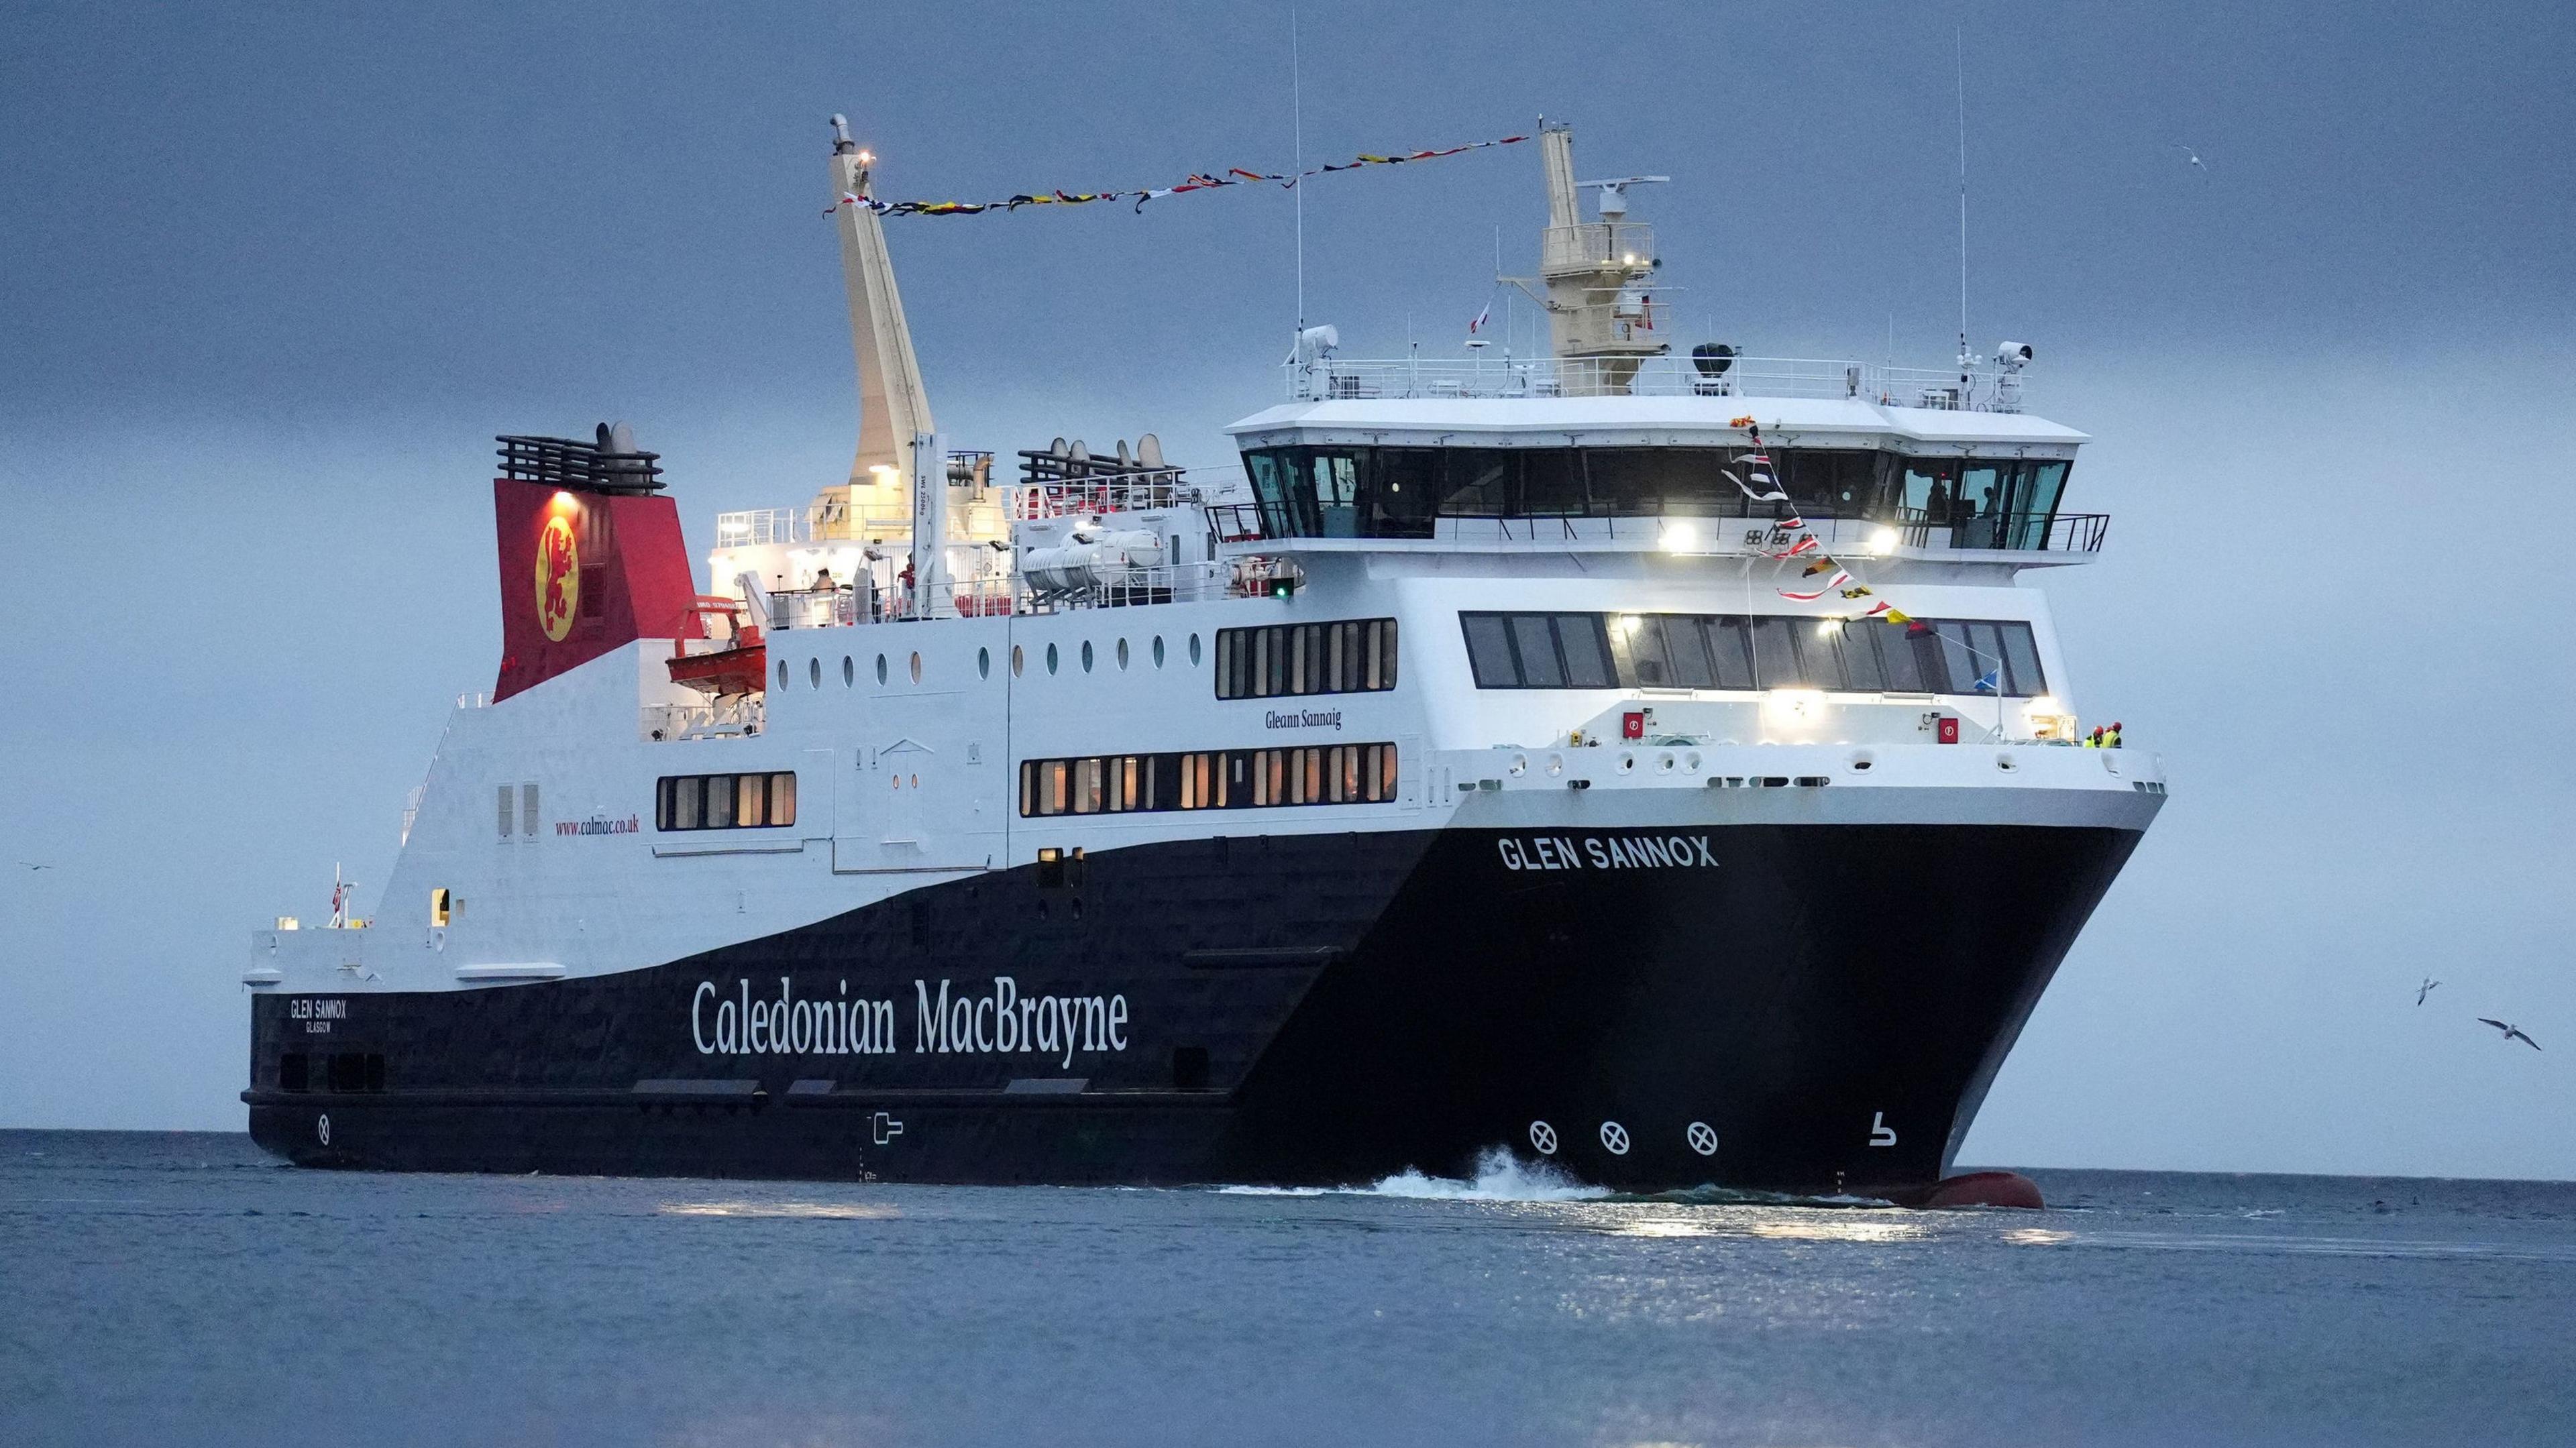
1461 612 2050 698
1241 445 2074 543
777 634 1214 692
1214 619 1398 700
656 772 800 831
1019 744 1401 816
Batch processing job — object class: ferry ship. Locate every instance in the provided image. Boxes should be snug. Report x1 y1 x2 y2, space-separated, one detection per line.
243 119 2165 1196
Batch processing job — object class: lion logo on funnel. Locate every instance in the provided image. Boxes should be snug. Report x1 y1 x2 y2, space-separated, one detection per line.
535 513 580 642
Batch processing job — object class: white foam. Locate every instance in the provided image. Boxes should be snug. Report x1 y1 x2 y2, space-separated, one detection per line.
1213 1148 1615 1201
1348 1147 1611 1201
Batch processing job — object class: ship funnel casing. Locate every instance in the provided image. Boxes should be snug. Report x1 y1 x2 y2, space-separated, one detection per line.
489 471 704 704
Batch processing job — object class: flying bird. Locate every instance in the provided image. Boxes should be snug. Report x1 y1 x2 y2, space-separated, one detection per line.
2416 977 2440 1006
17 861 49 871
2171 144 2211 180
2479 1018 2542 1050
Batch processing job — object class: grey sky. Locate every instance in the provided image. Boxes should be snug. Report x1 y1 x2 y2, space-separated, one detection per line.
4 1 2572 1177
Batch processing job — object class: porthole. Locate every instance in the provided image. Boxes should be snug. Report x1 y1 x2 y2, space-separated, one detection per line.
1188 633 1202 665
1617 754 1636 773
1116 638 1130 670
777 659 789 689
909 651 922 684
808 658 821 689
1046 643 1059 675
875 654 888 685
979 647 991 679
1152 635 1166 668
1081 641 1095 673
1012 645 1025 677
841 656 854 687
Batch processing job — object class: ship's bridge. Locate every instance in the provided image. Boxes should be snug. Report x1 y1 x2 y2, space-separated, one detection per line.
1218 383 2102 565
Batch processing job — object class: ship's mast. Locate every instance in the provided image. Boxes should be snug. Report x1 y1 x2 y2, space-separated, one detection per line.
827 115 934 507
1528 121 1668 394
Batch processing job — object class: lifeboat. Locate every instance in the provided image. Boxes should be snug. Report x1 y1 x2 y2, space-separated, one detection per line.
667 595 767 697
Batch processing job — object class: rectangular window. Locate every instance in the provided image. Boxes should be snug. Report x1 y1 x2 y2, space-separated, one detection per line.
1748 616 1806 688
1509 614 1564 686
1462 611 2048 696
653 773 801 830
521 783 539 837
1016 745 1399 816
498 785 515 839
1555 614 1613 687
1214 619 1399 700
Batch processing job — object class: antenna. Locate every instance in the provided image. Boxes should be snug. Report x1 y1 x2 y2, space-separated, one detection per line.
1290 1 1305 337
1955 25 1970 384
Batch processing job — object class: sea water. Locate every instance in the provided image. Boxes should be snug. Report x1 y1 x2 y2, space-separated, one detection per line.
3 1130 2572 1446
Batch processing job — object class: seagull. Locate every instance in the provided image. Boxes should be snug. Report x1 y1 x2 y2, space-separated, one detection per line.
16 861 48 871
2171 144 2212 181
2416 977 2440 1006
2479 1018 2542 1050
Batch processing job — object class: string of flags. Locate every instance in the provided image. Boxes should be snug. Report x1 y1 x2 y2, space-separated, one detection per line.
1725 416 2018 694
1723 417 1913 624
826 133 1531 218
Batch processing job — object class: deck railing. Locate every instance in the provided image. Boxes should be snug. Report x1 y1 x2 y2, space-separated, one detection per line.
1287 353 2022 410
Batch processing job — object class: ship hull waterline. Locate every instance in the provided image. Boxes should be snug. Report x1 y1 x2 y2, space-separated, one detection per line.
246 822 2141 1194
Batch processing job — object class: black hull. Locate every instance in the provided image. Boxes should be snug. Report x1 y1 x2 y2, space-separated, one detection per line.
247 823 2141 1192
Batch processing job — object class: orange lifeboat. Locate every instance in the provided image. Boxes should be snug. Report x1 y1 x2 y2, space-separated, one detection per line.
666 596 767 697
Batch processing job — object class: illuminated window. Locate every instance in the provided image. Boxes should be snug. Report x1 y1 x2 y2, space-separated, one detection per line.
431 888 452 928
655 773 798 831
1016 745 1395 816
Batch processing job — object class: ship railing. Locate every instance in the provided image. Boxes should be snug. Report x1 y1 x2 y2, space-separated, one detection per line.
1541 221 1658 274
1897 508 2108 553
1021 559 1240 612
1010 471 1201 520
643 693 765 743
1286 353 2018 409
806 501 1010 542
763 586 863 630
1208 503 2106 555
714 508 804 547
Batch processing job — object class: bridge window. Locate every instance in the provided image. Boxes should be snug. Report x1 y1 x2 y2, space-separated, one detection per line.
656 772 798 830
1237 444 2078 545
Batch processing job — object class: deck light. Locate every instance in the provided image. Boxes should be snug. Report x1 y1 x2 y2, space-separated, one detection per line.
1660 522 1697 553
1865 526 1898 556
1764 688 1825 725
